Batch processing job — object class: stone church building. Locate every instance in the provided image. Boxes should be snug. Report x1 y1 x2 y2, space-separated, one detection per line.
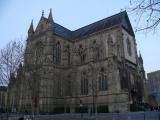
8 10 146 114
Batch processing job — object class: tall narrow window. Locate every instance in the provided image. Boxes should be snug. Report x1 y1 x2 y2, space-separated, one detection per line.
79 45 86 64
81 72 88 95
98 68 108 91
81 53 86 64
126 37 132 56
57 79 62 96
65 76 72 96
119 69 128 89
92 41 101 61
67 45 70 65
53 42 61 64
34 42 43 64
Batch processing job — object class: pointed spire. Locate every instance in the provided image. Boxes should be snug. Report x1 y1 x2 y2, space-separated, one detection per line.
139 51 142 59
139 51 141 56
28 19 34 37
139 51 143 64
48 8 53 22
29 20 34 31
47 8 54 31
42 10 44 17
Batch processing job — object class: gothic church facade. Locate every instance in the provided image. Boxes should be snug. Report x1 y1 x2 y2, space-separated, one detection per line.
9 10 146 114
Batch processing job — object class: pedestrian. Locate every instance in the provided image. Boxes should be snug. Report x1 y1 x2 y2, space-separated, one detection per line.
18 115 24 120
24 110 30 120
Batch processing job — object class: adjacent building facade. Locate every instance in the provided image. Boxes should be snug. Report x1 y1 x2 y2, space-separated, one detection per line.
8 10 146 114
148 70 160 106
0 86 7 112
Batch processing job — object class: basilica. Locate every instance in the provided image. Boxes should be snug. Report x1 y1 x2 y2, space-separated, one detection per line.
8 10 146 114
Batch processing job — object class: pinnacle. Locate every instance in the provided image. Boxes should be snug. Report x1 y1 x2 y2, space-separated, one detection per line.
48 8 53 22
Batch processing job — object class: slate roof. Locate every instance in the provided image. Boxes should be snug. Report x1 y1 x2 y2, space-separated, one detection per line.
53 11 134 41
54 23 72 40
0 86 7 91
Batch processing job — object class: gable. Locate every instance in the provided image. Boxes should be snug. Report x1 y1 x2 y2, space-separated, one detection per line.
121 13 134 36
35 17 48 33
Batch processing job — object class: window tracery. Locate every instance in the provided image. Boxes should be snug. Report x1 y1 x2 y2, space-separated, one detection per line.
98 68 108 91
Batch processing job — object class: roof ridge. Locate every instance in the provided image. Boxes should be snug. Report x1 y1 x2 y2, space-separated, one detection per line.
53 10 134 40
72 11 126 32
54 22 72 32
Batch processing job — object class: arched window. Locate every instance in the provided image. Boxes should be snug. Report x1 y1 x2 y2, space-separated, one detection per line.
81 72 88 95
34 42 43 64
98 68 108 91
126 37 132 56
53 42 61 64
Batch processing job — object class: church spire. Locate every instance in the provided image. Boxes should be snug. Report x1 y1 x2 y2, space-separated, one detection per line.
48 8 54 22
28 19 34 38
47 8 54 30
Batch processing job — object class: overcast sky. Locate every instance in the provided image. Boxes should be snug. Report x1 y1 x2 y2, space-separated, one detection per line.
0 0 159 73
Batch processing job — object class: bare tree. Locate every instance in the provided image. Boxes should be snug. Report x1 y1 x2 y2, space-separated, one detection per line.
0 39 24 118
129 0 160 31
0 40 24 86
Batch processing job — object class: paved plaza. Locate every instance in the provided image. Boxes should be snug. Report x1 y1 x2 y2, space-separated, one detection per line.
1 111 159 120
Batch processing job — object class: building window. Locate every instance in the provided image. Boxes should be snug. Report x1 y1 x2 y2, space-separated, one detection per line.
34 42 43 64
119 69 128 89
67 45 70 65
79 45 86 64
81 72 88 95
98 68 108 91
65 78 72 96
92 40 102 61
95 49 101 61
53 42 61 64
126 37 132 56
57 79 62 96
81 53 86 64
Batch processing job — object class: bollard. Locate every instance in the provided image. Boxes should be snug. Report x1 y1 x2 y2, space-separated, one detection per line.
128 115 131 120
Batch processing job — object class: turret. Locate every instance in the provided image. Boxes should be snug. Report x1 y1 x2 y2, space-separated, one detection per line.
28 20 34 38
